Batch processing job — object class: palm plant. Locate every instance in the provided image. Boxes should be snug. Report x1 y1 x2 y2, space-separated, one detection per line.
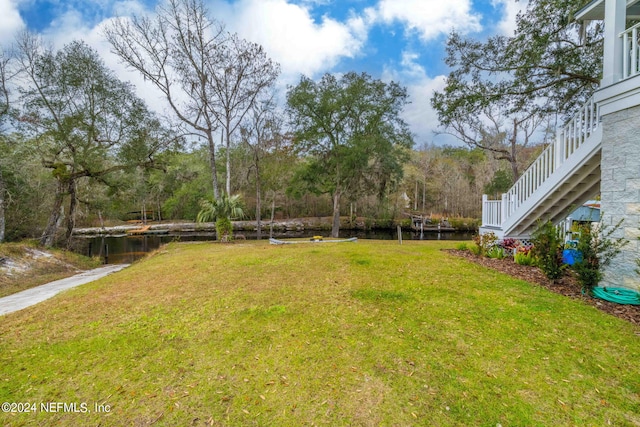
197 193 245 241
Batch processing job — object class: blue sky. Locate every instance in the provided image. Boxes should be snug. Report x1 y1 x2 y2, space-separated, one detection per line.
2 0 521 145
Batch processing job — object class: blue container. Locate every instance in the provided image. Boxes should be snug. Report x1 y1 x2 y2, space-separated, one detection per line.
562 249 583 265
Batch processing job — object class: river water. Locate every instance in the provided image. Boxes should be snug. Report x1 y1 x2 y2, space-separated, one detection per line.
74 230 473 264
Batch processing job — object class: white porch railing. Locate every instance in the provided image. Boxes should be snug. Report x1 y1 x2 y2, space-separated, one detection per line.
481 195 505 228
481 96 600 229
622 22 640 79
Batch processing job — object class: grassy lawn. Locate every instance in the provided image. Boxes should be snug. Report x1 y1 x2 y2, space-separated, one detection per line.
0 240 639 426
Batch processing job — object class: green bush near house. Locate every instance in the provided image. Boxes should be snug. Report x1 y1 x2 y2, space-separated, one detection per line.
530 220 565 282
486 245 506 259
514 250 535 266
572 220 628 292
469 244 482 256
473 231 498 256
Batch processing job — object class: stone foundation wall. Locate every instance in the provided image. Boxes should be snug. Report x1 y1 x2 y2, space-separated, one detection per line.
600 104 640 290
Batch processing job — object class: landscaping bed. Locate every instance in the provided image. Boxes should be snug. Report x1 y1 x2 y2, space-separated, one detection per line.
448 249 640 326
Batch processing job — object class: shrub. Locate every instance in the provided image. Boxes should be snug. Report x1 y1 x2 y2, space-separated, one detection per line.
455 242 468 251
449 217 481 231
396 218 412 229
514 250 535 266
364 217 374 230
517 244 533 255
530 220 565 282
196 193 245 242
501 238 519 250
499 238 520 256
487 245 506 259
473 232 498 257
469 244 482 256
215 217 233 242
573 220 627 292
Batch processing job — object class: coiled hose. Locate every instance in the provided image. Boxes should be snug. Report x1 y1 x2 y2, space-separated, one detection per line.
591 287 640 305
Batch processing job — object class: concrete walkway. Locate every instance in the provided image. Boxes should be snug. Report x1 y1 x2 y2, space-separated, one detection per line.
0 264 130 316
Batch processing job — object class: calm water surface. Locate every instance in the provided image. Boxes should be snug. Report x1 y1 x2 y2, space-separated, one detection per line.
74 230 473 264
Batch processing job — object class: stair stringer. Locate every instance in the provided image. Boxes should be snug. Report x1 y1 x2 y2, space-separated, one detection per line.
500 126 603 239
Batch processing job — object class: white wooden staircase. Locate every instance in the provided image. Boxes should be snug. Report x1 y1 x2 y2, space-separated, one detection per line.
480 98 602 239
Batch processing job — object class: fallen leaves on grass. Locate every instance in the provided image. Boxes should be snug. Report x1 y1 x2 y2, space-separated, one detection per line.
446 249 640 325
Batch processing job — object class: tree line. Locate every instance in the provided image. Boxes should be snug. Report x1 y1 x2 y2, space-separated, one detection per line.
0 0 600 246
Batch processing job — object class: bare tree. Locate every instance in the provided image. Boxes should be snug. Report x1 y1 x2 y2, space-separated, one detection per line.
436 105 545 182
0 46 17 243
104 0 226 198
209 33 280 195
240 95 283 239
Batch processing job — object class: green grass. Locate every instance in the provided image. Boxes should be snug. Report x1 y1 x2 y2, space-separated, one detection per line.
0 240 639 426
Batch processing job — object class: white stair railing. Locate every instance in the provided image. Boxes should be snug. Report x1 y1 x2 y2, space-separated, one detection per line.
622 22 640 79
481 195 504 227
481 97 599 229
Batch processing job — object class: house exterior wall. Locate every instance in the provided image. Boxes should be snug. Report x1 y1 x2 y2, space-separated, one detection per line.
599 104 640 290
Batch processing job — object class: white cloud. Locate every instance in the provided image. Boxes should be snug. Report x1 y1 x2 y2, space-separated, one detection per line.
404 75 450 145
112 0 152 17
7 0 477 145
0 0 26 46
7 0 369 98
382 52 453 145
20 0 361 119
347 7 375 43
42 10 93 48
218 0 368 82
372 0 482 41
492 0 521 36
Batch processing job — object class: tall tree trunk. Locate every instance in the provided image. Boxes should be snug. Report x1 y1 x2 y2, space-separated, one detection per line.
65 179 78 249
255 162 262 240
331 191 341 238
270 192 276 238
0 168 5 243
225 122 231 195
40 180 66 247
510 118 520 181
206 129 219 200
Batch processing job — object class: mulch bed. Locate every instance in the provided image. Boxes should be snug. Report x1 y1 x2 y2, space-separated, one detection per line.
446 249 640 326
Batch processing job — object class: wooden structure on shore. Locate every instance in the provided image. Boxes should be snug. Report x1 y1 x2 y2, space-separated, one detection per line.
409 215 454 232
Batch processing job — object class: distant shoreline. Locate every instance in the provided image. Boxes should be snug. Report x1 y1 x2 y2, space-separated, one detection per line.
72 217 470 237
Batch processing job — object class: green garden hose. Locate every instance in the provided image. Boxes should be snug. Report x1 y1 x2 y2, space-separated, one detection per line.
591 287 640 305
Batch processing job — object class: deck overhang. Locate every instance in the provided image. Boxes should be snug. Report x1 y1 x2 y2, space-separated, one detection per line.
575 0 640 21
